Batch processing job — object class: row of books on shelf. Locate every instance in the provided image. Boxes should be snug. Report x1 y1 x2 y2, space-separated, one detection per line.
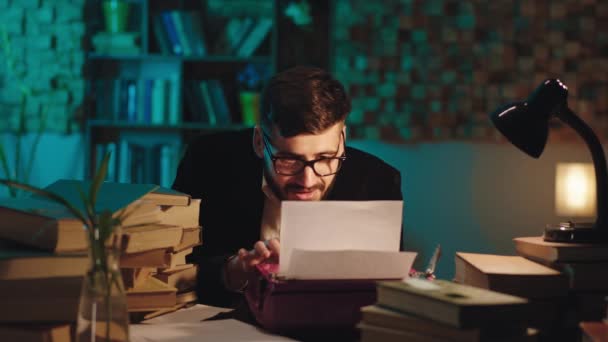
96 140 181 188
0 181 202 341
154 11 207 57
152 10 272 57
93 78 180 125
212 16 273 57
184 80 232 125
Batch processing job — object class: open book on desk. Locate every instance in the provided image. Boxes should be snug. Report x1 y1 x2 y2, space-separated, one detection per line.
278 201 416 280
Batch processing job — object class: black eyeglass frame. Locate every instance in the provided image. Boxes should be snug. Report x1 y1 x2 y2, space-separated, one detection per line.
261 130 347 177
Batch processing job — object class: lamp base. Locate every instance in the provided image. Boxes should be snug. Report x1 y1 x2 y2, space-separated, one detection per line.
543 222 608 243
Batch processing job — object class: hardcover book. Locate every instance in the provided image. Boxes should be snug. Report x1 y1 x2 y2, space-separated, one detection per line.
376 279 528 329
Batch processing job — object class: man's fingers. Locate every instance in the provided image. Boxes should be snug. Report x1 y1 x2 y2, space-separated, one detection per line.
267 239 280 255
254 241 271 258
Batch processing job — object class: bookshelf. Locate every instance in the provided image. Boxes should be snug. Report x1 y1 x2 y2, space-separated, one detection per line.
84 0 278 186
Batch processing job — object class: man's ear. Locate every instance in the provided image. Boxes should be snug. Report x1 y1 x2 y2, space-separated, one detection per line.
252 126 264 158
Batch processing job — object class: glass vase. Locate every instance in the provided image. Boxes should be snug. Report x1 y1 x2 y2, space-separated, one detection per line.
76 226 129 342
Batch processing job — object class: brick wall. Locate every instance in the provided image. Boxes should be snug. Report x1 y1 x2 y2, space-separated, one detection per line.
334 0 608 142
0 0 85 133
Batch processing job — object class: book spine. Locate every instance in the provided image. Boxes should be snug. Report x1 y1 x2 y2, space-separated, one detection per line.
151 79 166 125
168 77 180 125
208 80 231 124
237 18 273 57
199 81 217 125
160 12 183 56
153 15 171 55
184 12 207 56
170 11 192 56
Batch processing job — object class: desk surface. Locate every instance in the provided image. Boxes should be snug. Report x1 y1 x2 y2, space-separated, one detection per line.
130 318 297 342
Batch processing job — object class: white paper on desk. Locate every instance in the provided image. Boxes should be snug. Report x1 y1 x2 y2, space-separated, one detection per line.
141 304 233 324
285 249 417 279
130 319 297 342
279 201 404 277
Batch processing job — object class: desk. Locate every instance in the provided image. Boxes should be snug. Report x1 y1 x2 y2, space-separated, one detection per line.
130 319 297 342
129 305 359 342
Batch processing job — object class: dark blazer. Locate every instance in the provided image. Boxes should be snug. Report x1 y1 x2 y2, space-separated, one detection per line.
172 128 402 307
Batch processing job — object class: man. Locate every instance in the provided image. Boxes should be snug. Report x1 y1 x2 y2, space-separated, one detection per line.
172 66 402 308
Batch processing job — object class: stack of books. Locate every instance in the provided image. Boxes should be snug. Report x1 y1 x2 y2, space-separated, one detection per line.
454 236 608 340
121 197 202 320
359 278 535 341
0 180 202 341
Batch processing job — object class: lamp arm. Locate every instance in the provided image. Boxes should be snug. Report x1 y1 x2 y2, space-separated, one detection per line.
556 107 608 229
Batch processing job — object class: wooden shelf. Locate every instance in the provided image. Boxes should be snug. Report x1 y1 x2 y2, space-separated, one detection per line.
87 53 272 64
87 120 251 131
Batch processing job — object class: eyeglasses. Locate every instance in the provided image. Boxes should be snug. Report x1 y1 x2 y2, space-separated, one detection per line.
262 131 347 177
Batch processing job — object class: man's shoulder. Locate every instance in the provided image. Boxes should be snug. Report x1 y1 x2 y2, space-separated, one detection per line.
188 128 253 152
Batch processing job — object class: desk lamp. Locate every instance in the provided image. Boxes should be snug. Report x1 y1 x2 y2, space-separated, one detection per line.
489 79 608 243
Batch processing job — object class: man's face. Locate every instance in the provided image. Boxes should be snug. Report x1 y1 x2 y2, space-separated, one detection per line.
258 123 346 201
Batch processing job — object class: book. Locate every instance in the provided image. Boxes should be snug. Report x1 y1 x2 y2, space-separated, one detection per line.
0 276 82 301
0 240 87 280
515 254 608 292
361 305 531 342
129 302 189 323
358 322 537 342
121 247 192 268
0 181 189 252
171 226 202 252
358 322 446 342
127 276 177 311
361 305 480 342
170 11 192 56
121 267 155 289
0 323 71 342
152 14 171 55
580 321 608 342
158 198 201 228
182 12 207 56
159 12 183 55
514 236 608 263
161 247 192 270
42 180 191 207
376 279 528 328
122 224 183 254
144 186 191 206
206 80 231 124
454 252 569 299
0 197 88 252
237 17 272 57
176 290 197 304
154 264 197 291
0 296 80 322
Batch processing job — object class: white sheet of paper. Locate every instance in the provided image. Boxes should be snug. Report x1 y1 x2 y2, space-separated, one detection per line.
279 200 404 277
285 249 417 279
141 304 233 324
130 319 297 342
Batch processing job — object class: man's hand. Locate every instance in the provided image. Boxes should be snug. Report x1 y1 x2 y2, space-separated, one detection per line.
237 238 280 271
224 238 280 291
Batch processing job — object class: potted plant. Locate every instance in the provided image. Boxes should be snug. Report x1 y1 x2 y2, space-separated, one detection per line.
0 153 130 342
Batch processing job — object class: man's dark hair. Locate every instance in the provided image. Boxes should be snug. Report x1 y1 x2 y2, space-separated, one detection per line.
260 66 351 137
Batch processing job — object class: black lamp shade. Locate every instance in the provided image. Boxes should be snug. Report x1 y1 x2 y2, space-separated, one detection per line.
489 79 569 158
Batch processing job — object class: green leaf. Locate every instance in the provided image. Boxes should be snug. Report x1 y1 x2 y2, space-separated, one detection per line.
77 184 95 227
0 179 89 226
97 210 116 243
89 151 111 212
